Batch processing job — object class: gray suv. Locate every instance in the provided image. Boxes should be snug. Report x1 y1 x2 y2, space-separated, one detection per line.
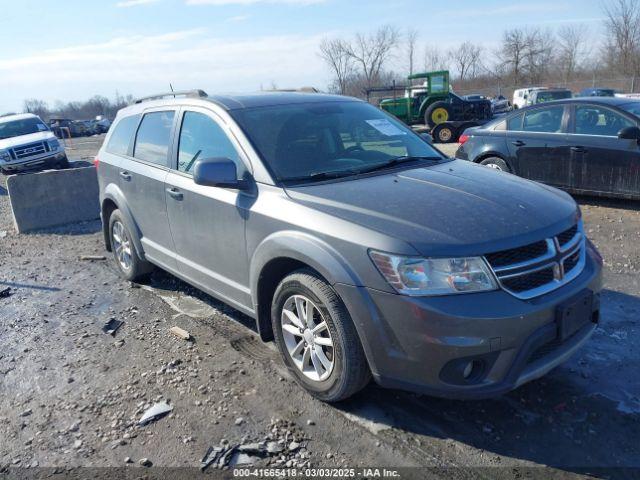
96 90 603 402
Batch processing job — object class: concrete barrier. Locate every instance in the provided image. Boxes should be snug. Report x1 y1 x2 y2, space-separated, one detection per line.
7 164 100 233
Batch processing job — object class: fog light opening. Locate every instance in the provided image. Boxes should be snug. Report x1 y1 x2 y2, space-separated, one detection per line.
462 360 484 382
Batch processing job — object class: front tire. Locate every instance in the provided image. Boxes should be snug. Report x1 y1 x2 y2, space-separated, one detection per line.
480 156 510 172
271 269 370 402
108 209 153 281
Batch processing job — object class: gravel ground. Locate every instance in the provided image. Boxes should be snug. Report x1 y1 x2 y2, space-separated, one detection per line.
0 136 638 479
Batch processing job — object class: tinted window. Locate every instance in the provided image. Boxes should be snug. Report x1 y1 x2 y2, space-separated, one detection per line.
534 91 571 103
231 101 443 183
574 105 635 136
134 111 175 165
106 114 140 156
522 106 564 133
507 112 523 131
177 112 244 176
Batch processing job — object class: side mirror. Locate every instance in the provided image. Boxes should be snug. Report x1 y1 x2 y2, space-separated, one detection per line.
193 157 245 189
523 94 528 99
618 126 640 142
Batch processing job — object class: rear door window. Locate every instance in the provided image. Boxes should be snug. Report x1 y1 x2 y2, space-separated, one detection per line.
522 106 565 133
133 111 175 166
106 114 140 156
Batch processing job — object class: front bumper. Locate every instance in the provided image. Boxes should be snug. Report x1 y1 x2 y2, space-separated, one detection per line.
0 152 66 173
335 242 603 399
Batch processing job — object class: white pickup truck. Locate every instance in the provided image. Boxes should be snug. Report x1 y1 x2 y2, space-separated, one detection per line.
0 113 68 174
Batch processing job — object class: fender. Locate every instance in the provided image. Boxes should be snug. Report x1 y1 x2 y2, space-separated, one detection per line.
249 230 362 309
102 183 146 260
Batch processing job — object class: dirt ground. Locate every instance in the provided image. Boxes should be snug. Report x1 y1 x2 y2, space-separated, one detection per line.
0 136 638 479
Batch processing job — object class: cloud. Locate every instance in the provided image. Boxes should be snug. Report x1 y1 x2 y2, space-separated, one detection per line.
116 0 161 7
0 29 328 110
187 0 324 5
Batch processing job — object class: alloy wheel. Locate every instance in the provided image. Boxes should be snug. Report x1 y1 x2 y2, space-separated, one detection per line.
280 294 335 382
112 220 132 271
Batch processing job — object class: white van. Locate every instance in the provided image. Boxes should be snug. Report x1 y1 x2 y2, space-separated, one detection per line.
512 87 545 109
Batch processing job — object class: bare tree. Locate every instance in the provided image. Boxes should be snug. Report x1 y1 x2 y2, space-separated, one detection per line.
523 28 555 84
319 38 355 95
23 99 50 120
344 25 400 88
450 41 484 81
406 28 419 76
557 24 587 83
602 0 640 77
423 45 449 72
498 28 528 85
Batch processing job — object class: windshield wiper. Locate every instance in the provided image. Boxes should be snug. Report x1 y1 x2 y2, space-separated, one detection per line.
283 169 360 184
355 155 442 174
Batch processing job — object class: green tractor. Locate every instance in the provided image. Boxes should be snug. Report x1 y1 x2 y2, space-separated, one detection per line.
377 70 493 143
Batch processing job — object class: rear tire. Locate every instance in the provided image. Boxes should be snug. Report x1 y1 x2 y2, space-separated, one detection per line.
480 157 510 172
432 124 457 143
108 209 154 282
425 101 452 128
271 269 370 402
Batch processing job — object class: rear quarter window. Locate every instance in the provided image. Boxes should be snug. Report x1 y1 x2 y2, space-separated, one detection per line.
106 114 140 156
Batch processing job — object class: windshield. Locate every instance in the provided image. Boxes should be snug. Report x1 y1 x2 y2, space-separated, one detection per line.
620 102 640 118
535 91 572 103
0 117 49 140
231 101 444 184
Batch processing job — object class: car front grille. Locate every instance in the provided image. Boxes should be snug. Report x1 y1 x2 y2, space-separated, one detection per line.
484 223 585 300
11 141 49 160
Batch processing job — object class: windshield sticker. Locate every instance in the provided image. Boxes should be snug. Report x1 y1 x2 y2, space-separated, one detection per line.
366 119 407 136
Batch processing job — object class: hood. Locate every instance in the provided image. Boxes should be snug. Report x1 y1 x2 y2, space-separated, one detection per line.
285 160 578 257
0 131 55 150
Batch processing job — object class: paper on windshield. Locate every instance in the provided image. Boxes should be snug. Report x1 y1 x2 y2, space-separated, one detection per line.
366 119 406 136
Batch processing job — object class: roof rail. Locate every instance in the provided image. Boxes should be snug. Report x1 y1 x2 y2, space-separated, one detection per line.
134 89 208 104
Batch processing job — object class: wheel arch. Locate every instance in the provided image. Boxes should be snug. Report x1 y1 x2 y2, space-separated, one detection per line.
250 231 361 342
101 184 145 259
473 151 514 171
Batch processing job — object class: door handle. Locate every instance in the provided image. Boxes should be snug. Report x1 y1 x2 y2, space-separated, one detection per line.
570 146 587 153
511 140 526 147
119 171 131 181
166 187 183 200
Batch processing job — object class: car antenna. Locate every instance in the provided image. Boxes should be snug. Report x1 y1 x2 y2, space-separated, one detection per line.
170 83 175 98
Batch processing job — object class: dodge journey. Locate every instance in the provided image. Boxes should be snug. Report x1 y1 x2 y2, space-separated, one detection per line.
96 90 602 401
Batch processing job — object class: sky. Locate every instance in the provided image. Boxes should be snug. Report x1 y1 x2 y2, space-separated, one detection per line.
0 0 607 113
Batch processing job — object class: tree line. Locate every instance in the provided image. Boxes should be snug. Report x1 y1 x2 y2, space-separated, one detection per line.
319 0 640 98
19 93 135 122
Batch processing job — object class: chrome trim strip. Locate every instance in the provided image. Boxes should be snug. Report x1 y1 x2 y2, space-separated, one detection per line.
485 222 587 300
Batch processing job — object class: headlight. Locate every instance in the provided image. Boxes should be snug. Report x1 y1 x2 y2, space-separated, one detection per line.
0 149 10 162
369 251 498 296
48 139 60 151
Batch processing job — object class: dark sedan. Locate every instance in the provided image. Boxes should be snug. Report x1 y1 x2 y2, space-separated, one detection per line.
455 97 640 199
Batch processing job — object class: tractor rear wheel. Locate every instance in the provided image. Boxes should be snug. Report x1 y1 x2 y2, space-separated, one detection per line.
425 102 452 128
